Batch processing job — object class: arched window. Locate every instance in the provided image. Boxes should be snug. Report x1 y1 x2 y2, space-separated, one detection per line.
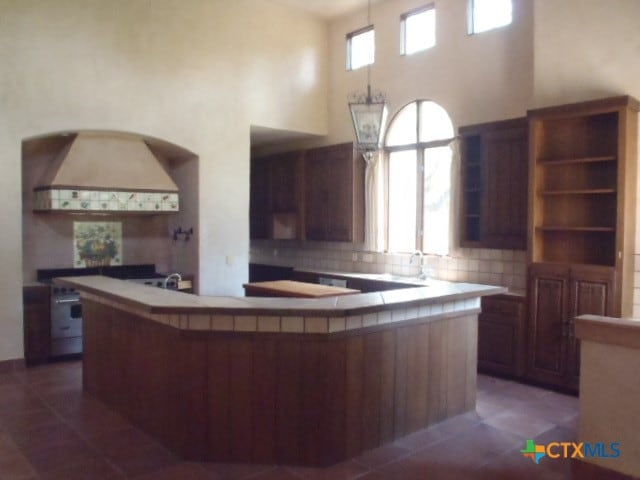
384 100 454 254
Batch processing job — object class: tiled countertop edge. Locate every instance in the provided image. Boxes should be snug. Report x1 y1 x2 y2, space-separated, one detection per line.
82 291 484 334
62 276 505 316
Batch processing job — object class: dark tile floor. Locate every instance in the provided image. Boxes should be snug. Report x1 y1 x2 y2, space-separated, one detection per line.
0 361 578 479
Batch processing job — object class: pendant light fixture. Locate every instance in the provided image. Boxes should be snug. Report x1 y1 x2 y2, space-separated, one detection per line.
348 0 388 160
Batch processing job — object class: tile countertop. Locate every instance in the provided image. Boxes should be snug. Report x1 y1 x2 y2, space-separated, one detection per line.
293 268 526 297
57 274 506 318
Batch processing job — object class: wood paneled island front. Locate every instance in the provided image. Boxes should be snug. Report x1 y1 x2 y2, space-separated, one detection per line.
59 275 505 467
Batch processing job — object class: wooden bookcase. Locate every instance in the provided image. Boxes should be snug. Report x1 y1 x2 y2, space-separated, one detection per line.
529 96 637 295
526 96 639 391
530 109 621 266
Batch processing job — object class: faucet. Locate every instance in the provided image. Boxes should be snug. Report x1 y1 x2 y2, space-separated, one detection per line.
409 250 429 280
163 273 182 289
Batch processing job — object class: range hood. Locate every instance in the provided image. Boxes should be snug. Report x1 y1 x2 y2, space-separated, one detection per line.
33 132 179 213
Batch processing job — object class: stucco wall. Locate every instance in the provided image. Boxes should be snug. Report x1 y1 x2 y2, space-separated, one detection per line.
0 0 328 361
533 0 640 108
325 0 534 144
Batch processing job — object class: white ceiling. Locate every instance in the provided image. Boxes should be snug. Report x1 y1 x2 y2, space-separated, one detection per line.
268 0 374 19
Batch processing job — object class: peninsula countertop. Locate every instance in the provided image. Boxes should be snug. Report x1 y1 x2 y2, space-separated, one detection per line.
57 274 506 317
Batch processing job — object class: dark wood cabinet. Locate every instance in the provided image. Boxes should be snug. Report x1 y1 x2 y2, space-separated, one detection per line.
478 294 526 378
23 284 50 364
459 118 528 250
250 150 304 240
249 157 271 240
527 263 614 391
304 143 364 243
566 265 615 385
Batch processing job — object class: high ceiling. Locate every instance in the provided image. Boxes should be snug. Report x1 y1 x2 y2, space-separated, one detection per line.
252 0 376 148
269 0 376 19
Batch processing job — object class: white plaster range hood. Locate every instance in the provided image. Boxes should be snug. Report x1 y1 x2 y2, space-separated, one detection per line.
33 132 179 213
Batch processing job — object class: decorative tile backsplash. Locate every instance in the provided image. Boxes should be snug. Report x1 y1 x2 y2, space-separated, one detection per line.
250 240 528 293
33 189 179 212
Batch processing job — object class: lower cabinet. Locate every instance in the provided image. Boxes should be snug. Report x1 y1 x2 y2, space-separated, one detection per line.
527 262 614 391
23 285 51 364
478 294 526 378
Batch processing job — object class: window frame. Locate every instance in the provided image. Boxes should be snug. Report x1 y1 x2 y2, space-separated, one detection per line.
468 0 513 35
383 100 455 253
400 4 436 56
346 25 375 71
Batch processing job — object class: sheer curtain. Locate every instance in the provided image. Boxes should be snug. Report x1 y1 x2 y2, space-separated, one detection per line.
422 143 454 256
447 137 461 254
363 151 384 252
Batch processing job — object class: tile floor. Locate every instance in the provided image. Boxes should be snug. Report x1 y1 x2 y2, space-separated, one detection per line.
0 361 579 480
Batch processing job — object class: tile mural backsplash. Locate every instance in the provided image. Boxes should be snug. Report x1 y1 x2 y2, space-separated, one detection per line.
250 240 527 293
74 222 122 268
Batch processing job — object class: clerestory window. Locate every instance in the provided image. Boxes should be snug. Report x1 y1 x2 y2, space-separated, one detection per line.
346 26 375 70
469 0 513 34
400 5 436 56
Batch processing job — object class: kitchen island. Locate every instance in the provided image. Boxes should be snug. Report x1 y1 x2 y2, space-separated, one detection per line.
59 274 505 466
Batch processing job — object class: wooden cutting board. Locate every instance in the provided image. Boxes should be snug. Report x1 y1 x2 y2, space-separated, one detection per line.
243 280 360 298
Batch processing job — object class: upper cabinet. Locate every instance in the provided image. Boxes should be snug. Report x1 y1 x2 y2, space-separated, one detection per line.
249 156 271 240
250 150 304 240
250 142 364 243
459 118 528 250
304 143 364 243
527 96 639 316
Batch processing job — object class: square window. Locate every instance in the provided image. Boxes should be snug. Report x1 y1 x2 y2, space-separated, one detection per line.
347 26 374 70
401 5 436 55
469 0 512 34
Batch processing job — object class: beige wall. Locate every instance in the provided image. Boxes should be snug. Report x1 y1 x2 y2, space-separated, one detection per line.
533 0 640 108
325 0 534 144
2 0 328 362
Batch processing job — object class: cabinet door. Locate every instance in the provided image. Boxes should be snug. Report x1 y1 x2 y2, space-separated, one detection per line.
324 145 355 241
478 313 517 375
305 143 362 242
270 151 302 213
566 265 615 388
527 263 570 387
304 150 331 240
459 118 527 249
250 158 270 239
482 126 528 249
478 295 526 378
23 286 51 364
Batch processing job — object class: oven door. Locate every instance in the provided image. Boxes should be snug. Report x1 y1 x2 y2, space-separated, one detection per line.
50 294 83 355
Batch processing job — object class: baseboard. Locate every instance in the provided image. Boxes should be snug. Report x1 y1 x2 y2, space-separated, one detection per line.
572 458 640 480
0 357 26 374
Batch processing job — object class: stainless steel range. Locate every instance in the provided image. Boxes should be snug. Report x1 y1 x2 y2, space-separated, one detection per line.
37 264 168 357
50 285 83 356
